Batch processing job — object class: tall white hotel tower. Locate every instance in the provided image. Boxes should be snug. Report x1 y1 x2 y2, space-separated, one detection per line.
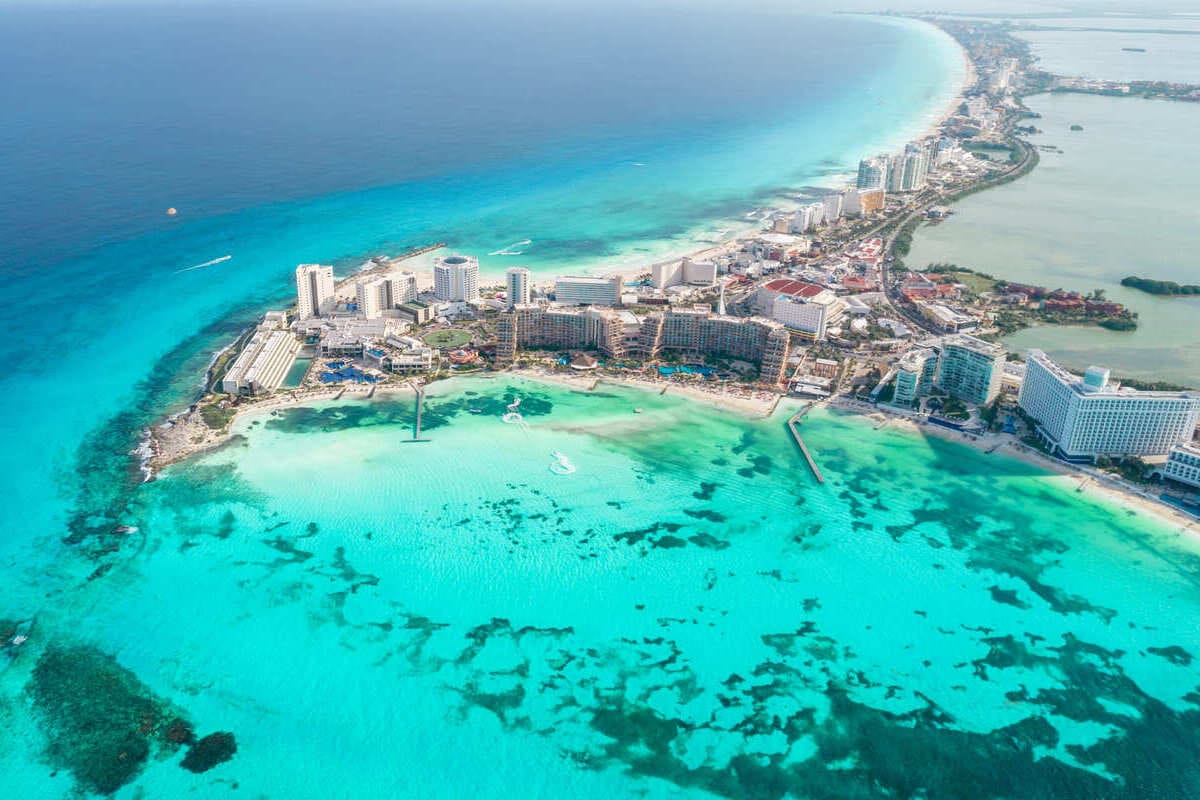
295 264 335 319
433 254 480 302
506 267 531 308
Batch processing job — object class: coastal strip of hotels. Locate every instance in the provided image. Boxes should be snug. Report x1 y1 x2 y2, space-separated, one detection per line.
150 16 1200 520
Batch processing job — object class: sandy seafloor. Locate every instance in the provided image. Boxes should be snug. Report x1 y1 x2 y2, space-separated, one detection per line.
4 376 1199 798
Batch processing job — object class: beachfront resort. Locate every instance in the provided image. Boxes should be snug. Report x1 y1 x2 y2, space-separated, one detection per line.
163 14 1200 520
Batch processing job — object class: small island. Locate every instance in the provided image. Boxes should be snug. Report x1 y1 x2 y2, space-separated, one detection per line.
1121 275 1200 296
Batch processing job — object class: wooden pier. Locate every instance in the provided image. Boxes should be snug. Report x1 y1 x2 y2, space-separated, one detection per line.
787 406 824 484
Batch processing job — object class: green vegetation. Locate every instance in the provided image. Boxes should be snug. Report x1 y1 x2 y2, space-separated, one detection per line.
1121 276 1200 296
890 215 924 261
963 140 1019 163
1096 455 1151 484
979 399 1002 429
927 265 1000 296
422 328 472 349
199 403 236 431
1115 377 1197 392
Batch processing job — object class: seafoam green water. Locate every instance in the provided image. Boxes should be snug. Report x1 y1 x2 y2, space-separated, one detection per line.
5 377 1198 798
906 91 1200 385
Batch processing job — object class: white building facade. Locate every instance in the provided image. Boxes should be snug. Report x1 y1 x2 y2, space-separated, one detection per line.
506 267 531 308
433 254 480 302
356 272 417 319
1163 443 1200 489
554 276 621 306
295 264 335 320
1019 350 1200 460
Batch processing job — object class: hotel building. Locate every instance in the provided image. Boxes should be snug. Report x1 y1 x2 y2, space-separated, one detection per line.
892 347 939 407
651 258 719 290
757 279 845 341
222 319 301 396
295 264 335 320
433 254 480 302
356 272 417 319
505 267 531 308
1163 442 1200 489
934 334 1005 406
856 156 889 191
496 304 789 384
1019 350 1200 460
553 276 621 307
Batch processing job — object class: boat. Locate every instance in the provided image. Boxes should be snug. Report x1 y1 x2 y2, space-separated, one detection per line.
468 408 483 414
634 408 643 414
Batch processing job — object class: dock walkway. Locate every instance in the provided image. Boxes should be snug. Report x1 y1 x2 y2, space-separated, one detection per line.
787 404 824 484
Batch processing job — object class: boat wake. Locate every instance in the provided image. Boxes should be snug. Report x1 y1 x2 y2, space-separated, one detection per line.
549 451 576 475
489 239 532 256
175 254 232 274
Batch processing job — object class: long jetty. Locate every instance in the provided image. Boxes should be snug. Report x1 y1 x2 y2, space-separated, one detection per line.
787 405 824 484
403 380 431 443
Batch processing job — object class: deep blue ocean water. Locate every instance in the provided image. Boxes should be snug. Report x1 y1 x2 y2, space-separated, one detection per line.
0 2 961 548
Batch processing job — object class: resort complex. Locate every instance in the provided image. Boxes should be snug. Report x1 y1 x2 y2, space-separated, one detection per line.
155 10 1200 525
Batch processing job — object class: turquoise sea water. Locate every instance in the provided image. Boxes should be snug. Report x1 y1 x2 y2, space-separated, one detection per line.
4 377 1199 798
0 7 963 570
9 6 1200 796
905 91 1200 385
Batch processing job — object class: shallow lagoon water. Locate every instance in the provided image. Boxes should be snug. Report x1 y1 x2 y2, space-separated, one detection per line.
905 91 1200 384
4 377 1199 798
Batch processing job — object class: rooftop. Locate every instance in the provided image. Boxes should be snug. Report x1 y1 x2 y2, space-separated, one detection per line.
763 279 826 298
1028 350 1199 399
942 333 1002 357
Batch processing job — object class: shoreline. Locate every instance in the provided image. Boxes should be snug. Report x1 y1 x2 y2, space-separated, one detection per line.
148 369 1199 539
827 396 1200 534
144 14 980 478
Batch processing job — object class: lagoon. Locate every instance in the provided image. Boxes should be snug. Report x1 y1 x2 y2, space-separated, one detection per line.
906 91 1200 385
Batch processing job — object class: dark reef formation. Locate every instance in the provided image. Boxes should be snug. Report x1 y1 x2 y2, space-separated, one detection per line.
28 644 235 795
181 732 237 773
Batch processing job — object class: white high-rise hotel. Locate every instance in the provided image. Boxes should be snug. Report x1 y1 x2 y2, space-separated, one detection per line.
295 264 335 320
506 267 531 308
1019 350 1200 460
433 254 480 302
356 272 417 319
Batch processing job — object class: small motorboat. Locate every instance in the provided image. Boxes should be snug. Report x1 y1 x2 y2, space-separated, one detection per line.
468 408 483 414
633 408 643 414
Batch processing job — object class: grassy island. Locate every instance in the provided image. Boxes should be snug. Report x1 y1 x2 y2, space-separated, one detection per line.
1121 276 1200 296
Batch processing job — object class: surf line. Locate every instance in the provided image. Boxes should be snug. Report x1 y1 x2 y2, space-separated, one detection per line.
175 255 232 274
